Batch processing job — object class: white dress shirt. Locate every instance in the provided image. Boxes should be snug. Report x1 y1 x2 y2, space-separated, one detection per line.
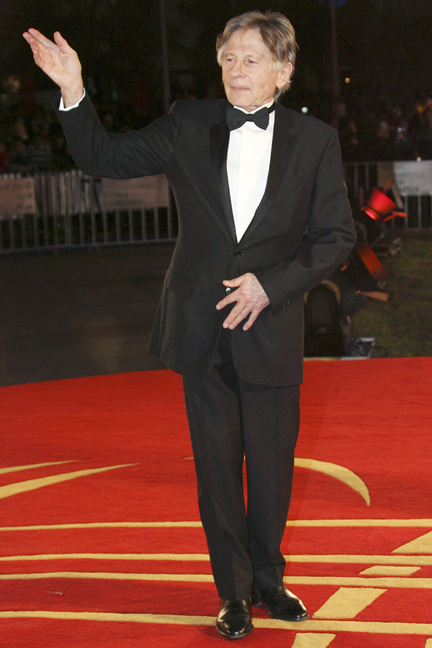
227 102 275 242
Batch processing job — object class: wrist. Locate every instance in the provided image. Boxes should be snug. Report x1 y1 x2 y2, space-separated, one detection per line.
61 81 84 108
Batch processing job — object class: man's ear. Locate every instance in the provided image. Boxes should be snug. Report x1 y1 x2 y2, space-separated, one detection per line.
277 62 294 89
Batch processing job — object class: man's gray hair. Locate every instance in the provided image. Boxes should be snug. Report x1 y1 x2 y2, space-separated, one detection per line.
216 11 298 98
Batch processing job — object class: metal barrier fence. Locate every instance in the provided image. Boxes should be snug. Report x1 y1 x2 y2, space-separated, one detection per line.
1 163 431 254
0 171 177 254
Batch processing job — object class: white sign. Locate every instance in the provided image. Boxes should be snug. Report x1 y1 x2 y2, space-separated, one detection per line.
0 177 37 216
378 161 432 196
102 174 170 210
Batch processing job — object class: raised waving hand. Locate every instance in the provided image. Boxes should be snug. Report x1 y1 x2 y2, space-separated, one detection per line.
23 29 83 107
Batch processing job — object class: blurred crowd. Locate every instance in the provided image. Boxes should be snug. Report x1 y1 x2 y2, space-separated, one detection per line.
2 91 432 175
308 93 432 162
0 104 74 175
0 98 157 175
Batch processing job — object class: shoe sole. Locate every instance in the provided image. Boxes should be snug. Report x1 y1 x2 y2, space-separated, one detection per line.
216 624 254 640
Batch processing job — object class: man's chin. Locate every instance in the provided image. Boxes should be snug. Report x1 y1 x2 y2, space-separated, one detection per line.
228 99 255 111
226 90 252 108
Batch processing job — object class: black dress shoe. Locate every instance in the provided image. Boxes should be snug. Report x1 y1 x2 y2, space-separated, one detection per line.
252 586 309 622
216 599 253 640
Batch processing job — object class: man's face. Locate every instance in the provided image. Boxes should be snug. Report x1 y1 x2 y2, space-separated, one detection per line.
221 28 292 112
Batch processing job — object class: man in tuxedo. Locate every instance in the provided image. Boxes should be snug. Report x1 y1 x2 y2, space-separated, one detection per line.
24 11 356 640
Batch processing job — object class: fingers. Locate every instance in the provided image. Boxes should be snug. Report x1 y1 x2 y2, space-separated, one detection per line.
223 305 251 330
23 32 56 67
242 310 259 331
216 273 248 309
215 294 233 311
22 35 44 66
27 28 45 39
26 28 57 50
216 290 250 328
24 29 72 56
22 32 38 51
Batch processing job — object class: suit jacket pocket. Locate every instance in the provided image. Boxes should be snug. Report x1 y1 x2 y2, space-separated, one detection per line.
165 267 195 299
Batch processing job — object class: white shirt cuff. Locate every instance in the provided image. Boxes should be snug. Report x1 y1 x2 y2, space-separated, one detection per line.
59 89 86 111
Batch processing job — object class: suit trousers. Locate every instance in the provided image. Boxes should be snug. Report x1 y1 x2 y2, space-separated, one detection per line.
182 328 301 600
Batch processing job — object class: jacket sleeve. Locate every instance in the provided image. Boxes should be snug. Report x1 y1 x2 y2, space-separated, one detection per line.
53 91 179 179
254 128 357 314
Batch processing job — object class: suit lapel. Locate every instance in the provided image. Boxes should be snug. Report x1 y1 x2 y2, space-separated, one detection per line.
241 104 294 242
210 119 237 243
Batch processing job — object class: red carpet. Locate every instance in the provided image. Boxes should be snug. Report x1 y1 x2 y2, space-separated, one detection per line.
1 358 432 647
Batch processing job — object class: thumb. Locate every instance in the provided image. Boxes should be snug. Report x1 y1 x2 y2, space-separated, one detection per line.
222 275 244 288
53 31 71 50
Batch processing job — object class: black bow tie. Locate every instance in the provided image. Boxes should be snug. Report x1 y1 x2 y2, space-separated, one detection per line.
226 103 275 131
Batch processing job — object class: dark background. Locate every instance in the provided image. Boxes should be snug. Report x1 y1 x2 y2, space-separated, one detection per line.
2 0 432 116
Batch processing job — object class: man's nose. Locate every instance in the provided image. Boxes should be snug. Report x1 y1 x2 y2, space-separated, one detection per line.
231 60 245 77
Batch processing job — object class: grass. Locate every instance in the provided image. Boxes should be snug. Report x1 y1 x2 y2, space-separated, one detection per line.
351 235 432 357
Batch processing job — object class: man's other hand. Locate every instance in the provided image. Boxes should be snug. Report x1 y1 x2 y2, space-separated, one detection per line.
216 273 270 331
23 29 83 107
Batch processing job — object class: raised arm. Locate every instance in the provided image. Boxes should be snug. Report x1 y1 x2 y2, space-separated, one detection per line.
23 28 178 179
23 29 83 107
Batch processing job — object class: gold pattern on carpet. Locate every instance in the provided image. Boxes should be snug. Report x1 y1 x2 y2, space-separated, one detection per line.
0 463 137 500
393 530 432 554
1 462 432 644
2 611 432 636
294 458 370 505
312 587 386 619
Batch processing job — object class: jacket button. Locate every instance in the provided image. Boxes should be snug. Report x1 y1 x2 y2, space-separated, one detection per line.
226 287 232 294
234 249 243 257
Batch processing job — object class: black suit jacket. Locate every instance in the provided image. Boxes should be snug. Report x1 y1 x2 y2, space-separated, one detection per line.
55 94 356 385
